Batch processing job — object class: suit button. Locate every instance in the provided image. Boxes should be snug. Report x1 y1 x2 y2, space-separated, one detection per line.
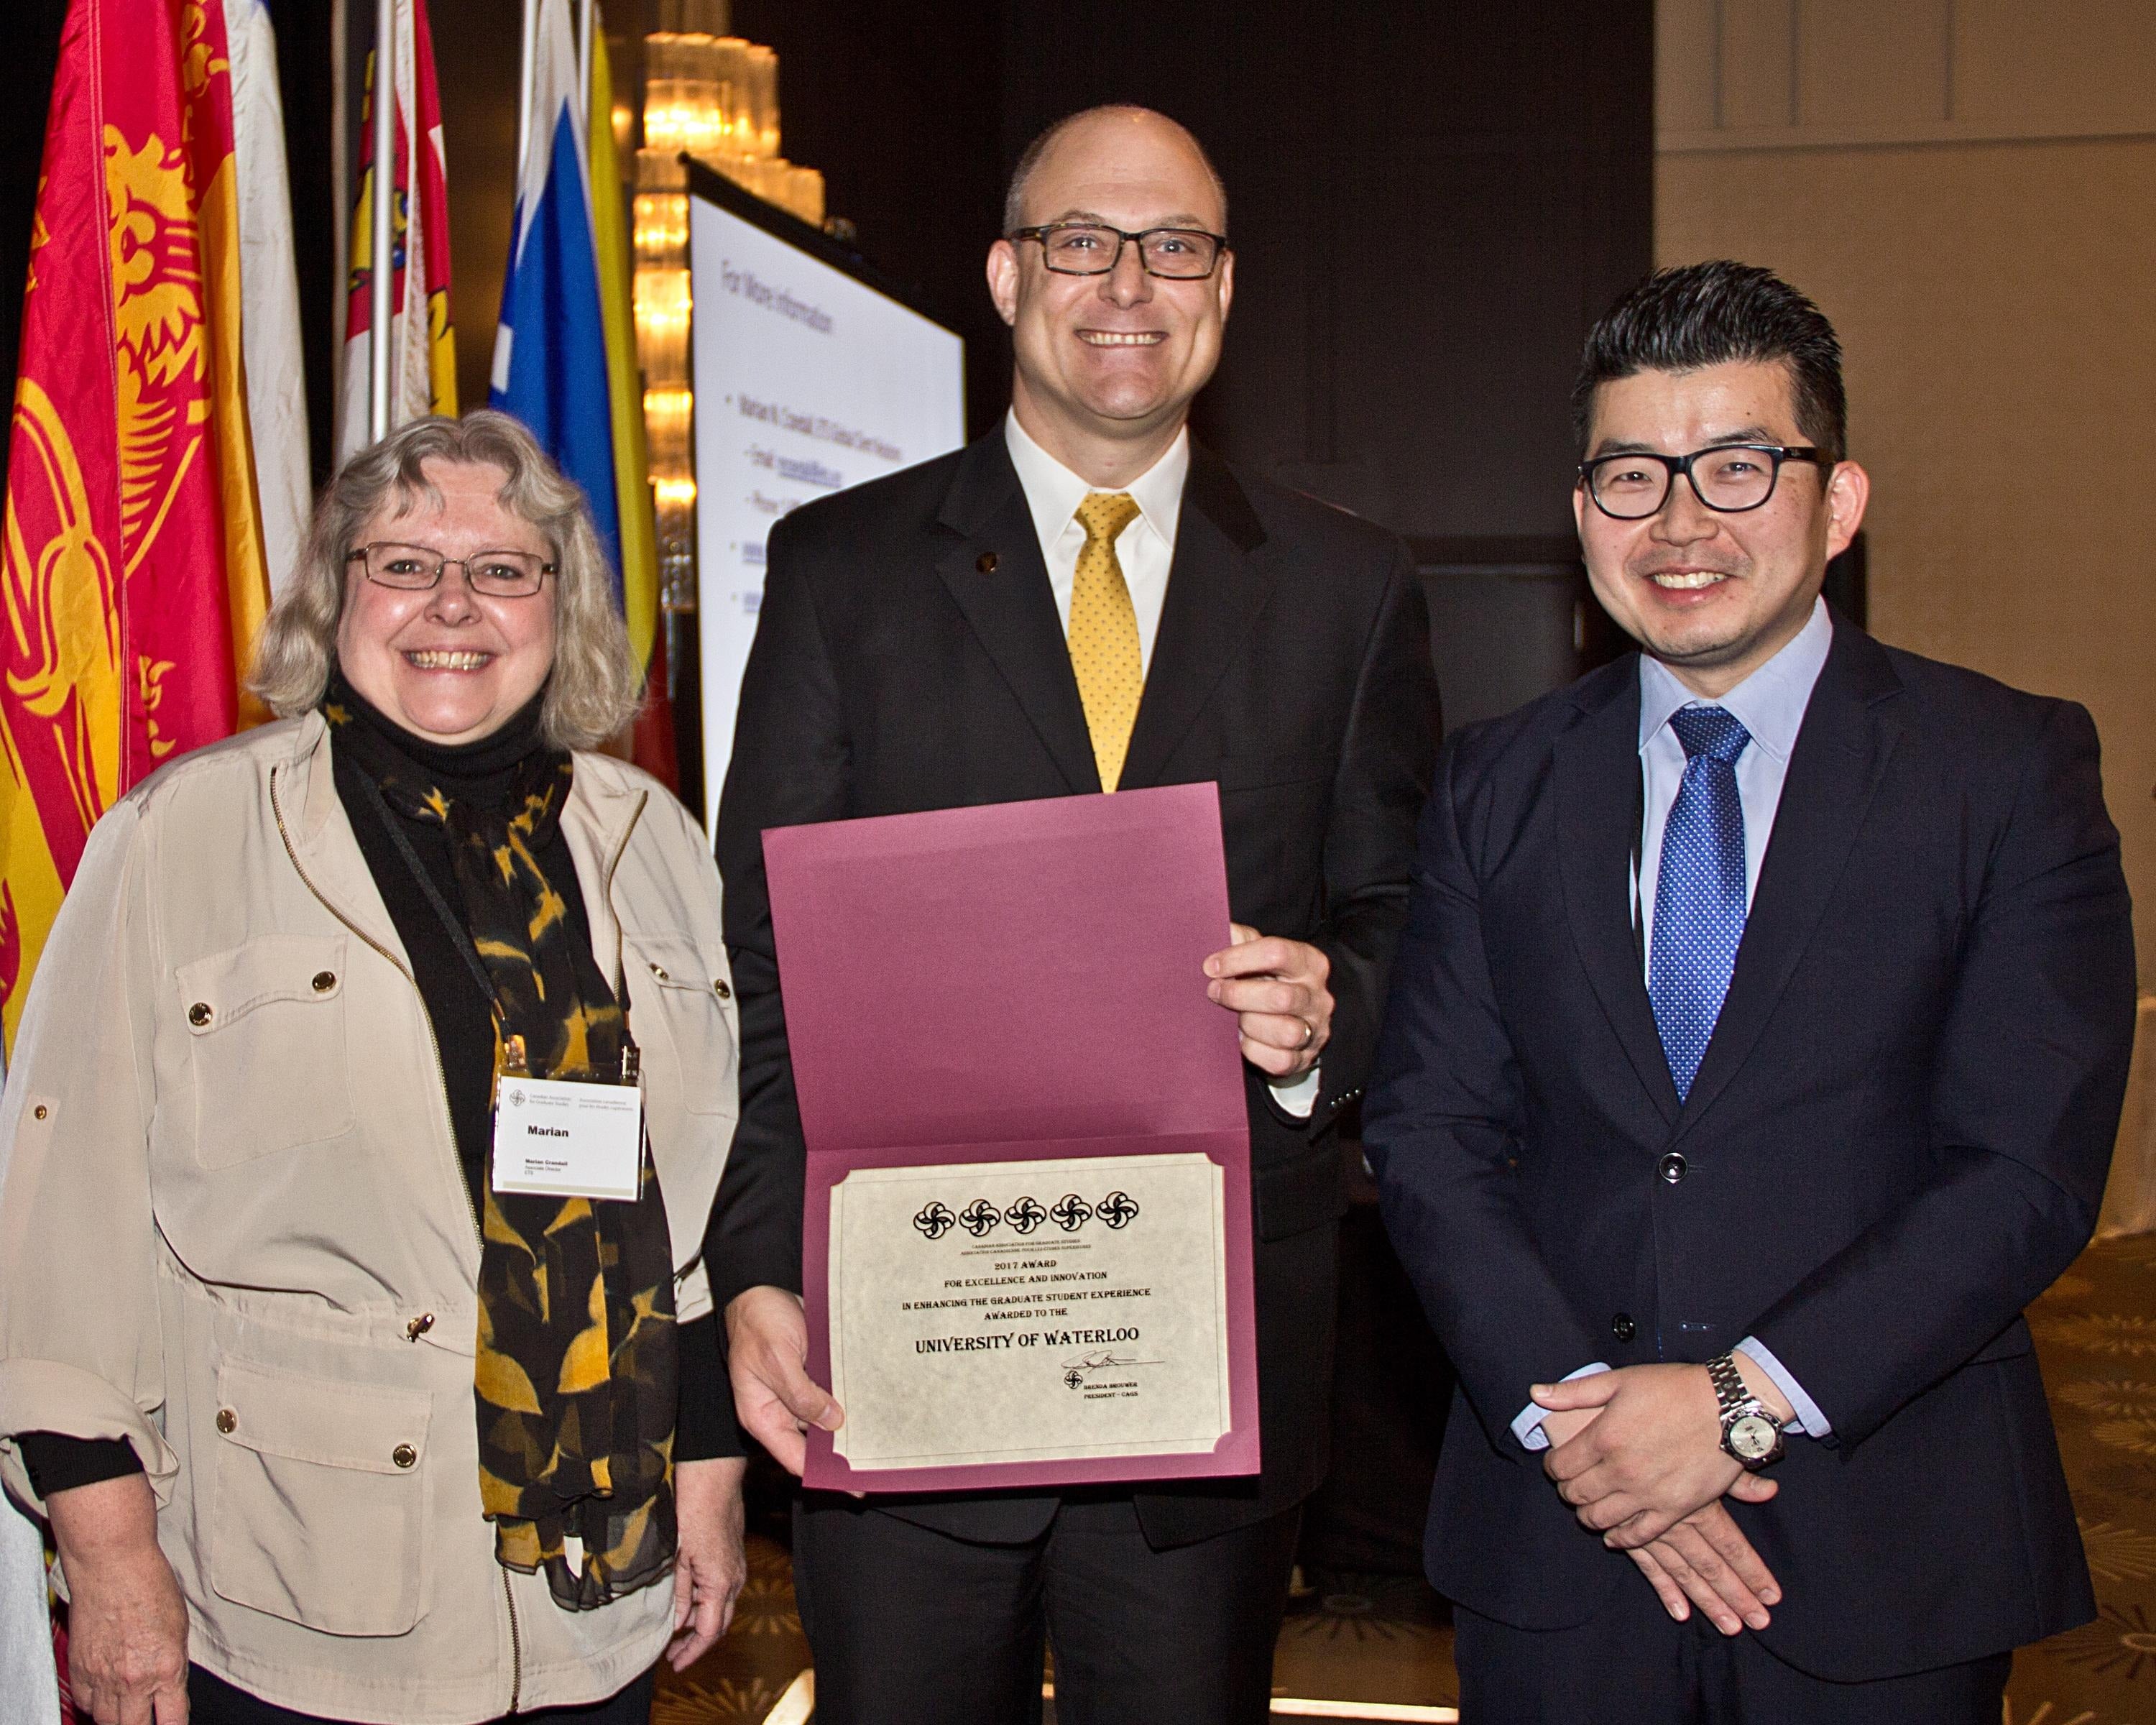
713 979 731 1000
392 1444 418 1469
1659 1152 1687 1184
311 970 336 993
1611 1312 1637 1343
215 1409 236 1435
188 1002 213 1026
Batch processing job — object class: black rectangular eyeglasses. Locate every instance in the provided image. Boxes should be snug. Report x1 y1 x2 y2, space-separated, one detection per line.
1579 443 1828 520
1009 222 1230 280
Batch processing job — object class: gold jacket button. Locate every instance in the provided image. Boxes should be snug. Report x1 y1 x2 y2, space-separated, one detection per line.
405 1312 435 1341
215 1409 236 1435
188 1003 213 1027
311 971 336 993
713 979 731 1000
648 961 670 981
392 1443 418 1469
32 1105 46 1121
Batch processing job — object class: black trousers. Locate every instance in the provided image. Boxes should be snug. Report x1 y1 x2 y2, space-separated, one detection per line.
794 1491 1302 1725
185 1662 655 1725
1455 1588 2014 1725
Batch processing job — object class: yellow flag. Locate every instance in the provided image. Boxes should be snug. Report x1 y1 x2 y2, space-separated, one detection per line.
589 18 658 683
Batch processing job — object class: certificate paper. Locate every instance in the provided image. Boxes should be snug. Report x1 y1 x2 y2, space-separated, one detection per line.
765 784 1261 1493
829 1154 1230 1469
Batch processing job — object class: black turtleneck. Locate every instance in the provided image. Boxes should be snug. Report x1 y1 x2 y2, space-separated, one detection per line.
19 678 735 1499
323 672 732 1464
324 668 572 1212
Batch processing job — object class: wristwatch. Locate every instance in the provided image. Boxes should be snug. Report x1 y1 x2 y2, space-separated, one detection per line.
1706 1351 1785 1470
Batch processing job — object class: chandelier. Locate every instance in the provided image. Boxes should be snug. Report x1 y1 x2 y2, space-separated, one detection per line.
631 0 827 612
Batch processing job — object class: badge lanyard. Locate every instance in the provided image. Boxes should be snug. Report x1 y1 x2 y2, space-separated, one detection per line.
356 773 645 1200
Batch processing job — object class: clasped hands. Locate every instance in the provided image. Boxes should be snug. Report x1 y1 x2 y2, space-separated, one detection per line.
1532 1355 1794 1637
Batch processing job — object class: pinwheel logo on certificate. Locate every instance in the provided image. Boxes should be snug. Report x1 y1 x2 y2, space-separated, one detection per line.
911 1191 1143 1243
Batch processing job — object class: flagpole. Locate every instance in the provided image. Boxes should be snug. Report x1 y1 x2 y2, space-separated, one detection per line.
330 0 349 428
577 0 595 132
516 0 539 176
367 0 396 441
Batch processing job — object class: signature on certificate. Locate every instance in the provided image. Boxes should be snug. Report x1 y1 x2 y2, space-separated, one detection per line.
1060 1349 1165 1377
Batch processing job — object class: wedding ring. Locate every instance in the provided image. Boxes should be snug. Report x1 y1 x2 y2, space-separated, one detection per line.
1297 1016 1316 1050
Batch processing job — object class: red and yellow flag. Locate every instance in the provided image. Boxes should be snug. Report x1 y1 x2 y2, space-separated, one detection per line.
334 0 456 462
0 0 272 1051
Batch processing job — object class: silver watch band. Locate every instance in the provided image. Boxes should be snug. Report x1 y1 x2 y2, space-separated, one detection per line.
1705 1351 1756 1418
1707 1350 1784 1468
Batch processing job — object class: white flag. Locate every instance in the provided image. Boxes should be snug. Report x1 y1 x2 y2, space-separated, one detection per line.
226 0 312 594
334 0 457 462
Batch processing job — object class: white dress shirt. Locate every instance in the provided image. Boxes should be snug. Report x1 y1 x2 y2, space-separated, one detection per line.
1002 411 1320 1118
1005 411 1187 676
1514 598 1837 1451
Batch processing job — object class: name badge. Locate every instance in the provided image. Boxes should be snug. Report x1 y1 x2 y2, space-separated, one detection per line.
492 1077 644 1201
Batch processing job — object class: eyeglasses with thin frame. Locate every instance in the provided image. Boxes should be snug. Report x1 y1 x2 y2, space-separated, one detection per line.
1579 443 1830 520
1008 222 1230 280
347 542 556 598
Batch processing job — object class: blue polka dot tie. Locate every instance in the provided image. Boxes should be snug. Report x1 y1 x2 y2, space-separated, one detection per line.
1649 706 1752 1103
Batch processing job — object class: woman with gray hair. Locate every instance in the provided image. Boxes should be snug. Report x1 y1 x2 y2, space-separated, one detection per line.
0 413 745 1725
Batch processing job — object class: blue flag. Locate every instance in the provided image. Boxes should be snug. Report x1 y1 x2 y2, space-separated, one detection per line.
489 0 622 599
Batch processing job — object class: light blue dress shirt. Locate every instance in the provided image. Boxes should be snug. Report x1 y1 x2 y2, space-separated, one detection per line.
1514 597 1836 1451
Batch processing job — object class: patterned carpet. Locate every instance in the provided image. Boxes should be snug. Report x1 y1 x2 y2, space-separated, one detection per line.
652 1527 809 1724
657 1233 2156 1721
2015 1230 2156 1723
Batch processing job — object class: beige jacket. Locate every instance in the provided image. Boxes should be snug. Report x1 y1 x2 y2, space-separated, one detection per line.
0 714 739 1724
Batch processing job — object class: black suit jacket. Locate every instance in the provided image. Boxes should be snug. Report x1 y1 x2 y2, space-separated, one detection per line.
1365 613 2134 1680
710 429 1440 1546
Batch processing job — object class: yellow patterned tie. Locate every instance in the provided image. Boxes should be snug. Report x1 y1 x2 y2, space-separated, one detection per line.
1069 491 1146 791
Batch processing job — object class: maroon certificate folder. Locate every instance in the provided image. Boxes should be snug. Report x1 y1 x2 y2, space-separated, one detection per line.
763 783 1261 1494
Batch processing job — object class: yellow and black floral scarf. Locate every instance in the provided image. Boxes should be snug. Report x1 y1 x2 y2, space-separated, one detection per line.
328 698 678 1610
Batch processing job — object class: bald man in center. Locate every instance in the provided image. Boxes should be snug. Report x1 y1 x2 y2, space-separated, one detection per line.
706 107 1440 1723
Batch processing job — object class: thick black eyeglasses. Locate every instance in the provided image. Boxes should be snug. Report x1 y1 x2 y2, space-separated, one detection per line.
1579 443 1829 520
1008 222 1230 280
347 542 556 597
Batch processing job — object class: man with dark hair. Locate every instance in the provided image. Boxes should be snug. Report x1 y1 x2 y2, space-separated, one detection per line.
1569 259 1848 464
1368 259 2134 1720
709 105 1437 1724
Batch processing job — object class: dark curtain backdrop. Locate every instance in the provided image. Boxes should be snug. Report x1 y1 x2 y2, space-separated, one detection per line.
998 6 1654 551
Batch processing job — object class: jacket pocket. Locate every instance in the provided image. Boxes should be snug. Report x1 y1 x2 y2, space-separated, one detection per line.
177 937 355 1168
627 935 738 1118
207 1358 433 1637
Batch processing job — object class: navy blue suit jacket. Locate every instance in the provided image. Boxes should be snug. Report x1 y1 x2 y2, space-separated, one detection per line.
1365 615 2134 1681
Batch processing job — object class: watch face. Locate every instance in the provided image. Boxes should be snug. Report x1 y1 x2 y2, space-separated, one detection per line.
1729 1413 1780 1462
